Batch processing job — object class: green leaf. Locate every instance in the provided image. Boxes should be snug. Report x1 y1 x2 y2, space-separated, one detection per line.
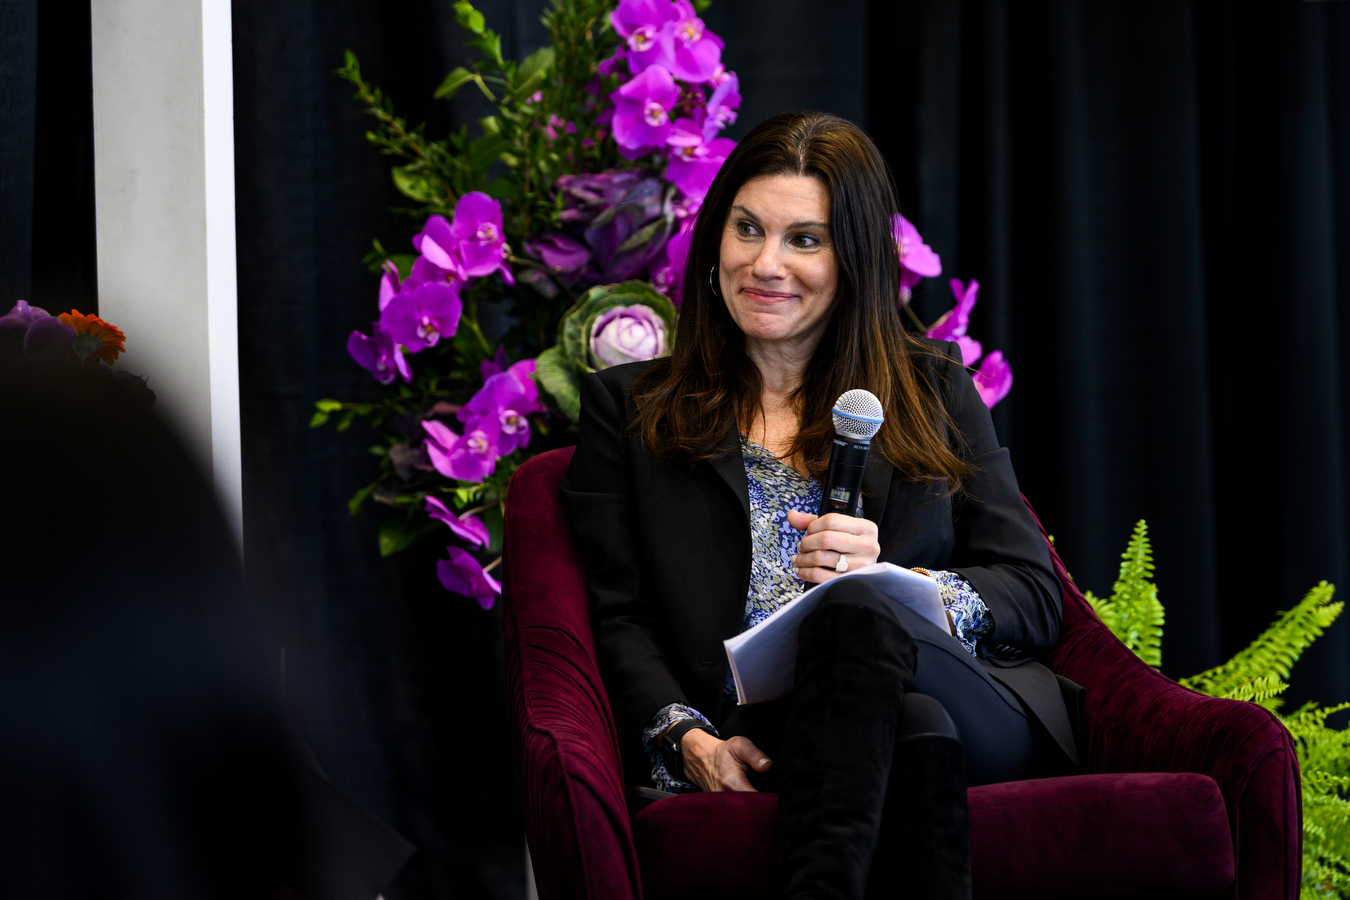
315 399 343 412
336 409 358 431
391 165 442 203
480 504 504 554
453 0 485 34
348 481 377 517
434 67 477 100
378 509 440 557
468 132 510 171
692 0 712 10
513 46 555 94
534 345 583 422
389 254 417 280
481 31 503 65
310 411 330 428
484 176 520 201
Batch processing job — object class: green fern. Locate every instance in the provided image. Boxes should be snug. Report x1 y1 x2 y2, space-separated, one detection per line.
1084 520 1164 667
1088 523 1350 898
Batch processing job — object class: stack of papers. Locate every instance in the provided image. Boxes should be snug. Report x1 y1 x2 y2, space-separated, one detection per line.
723 564 948 705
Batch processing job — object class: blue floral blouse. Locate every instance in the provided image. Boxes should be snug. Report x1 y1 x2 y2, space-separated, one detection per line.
641 437 993 792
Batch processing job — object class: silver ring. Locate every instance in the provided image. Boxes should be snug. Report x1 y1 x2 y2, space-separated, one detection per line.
835 553 849 573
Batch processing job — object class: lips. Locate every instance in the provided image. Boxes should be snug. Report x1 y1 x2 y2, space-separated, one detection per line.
741 287 796 302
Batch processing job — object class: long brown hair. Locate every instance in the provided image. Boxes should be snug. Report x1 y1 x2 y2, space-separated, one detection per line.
631 112 969 489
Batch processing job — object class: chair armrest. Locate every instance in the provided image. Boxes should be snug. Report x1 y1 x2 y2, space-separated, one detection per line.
503 448 642 900
1025 497 1302 899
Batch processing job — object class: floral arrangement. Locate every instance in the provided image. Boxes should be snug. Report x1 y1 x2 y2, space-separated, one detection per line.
1086 522 1350 898
0 300 153 401
317 0 1013 607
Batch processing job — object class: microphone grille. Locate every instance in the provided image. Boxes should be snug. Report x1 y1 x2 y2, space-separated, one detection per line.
832 389 885 440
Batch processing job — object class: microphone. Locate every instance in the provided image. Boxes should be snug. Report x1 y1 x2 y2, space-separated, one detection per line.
818 389 884 517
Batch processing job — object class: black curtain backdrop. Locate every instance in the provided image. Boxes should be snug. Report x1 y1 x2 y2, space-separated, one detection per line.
3 1 1349 898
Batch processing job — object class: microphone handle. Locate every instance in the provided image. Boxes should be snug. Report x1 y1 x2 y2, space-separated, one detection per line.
818 436 870 517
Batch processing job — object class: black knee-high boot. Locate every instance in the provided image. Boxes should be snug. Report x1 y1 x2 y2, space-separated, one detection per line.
865 696 972 899
776 593 917 900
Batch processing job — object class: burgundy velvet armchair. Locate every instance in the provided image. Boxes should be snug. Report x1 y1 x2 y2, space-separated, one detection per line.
503 447 1301 900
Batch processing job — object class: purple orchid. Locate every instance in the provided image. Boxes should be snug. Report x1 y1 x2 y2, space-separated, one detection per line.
0 300 50 332
449 192 514 284
413 215 467 280
380 280 463 352
665 118 736 201
480 344 510 381
973 351 1013 408
926 279 983 366
436 546 501 609
701 72 741 139
610 0 677 73
457 362 542 456
423 418 499 483
651 217 694 303
893 215 943 302
378 260 401 311
425 495 491 549
347 324 412 385
659 0 725 83
611 65 680 154
597 46 630 80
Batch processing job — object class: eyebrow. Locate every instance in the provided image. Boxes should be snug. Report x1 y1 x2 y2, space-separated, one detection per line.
730 204 830 231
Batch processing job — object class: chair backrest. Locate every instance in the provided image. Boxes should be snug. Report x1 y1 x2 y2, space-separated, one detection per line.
502 446 644 900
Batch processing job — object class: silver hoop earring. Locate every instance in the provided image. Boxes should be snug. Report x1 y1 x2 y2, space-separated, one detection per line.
708 265 722 299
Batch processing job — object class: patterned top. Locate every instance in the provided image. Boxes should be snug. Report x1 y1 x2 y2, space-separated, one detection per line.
640 438 993 792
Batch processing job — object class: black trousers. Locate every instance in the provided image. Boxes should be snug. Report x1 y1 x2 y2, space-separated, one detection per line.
717 579 1038 788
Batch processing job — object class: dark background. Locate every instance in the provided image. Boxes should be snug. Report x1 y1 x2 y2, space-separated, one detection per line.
4 1 1349 897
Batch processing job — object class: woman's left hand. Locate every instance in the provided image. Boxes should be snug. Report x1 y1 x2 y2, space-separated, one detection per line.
787 510 881 584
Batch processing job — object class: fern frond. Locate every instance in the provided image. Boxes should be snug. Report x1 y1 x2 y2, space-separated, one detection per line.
1181 582 1341 701
1223 674 1290 709
1089 520 1164 667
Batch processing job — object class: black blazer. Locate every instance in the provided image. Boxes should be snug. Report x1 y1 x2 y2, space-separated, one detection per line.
561 339 1066 759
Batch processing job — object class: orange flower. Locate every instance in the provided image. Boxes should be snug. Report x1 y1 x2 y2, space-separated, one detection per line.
59 310 126 365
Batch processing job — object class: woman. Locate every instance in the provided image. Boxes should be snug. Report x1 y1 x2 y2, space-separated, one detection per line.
562 112 1072 899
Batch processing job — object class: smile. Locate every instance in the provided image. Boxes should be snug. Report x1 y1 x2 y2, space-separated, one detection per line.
741 287 797 303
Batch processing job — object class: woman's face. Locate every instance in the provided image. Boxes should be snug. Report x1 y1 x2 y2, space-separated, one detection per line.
718 174 839 355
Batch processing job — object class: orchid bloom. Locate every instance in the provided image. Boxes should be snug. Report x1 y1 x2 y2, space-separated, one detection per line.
651 216 695 303
701 72 741 140
611 65 680 154
347 324 411 385
664 117 736 201
926 279 983 367
457 362 542 456
436 546 501 609
425 495 491 550
892 214 942 302
378 260 401 311
973 351 1013 408
450 192 514 284
659 0 725 83
380 280 463 352
423 418 499 483
610 0 678 73
413 215 467 280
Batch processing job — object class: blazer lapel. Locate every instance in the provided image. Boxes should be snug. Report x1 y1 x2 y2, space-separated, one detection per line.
708 425 750 524
861 453 894 524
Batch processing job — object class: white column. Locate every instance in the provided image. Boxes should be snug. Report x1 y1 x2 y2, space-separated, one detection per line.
91 0 242 547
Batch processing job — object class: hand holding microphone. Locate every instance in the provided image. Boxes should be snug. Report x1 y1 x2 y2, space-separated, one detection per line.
789 389 884 584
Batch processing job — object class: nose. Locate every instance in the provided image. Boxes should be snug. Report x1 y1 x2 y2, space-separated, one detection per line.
750 239 788 283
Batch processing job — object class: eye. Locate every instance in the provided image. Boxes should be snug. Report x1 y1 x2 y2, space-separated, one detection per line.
736 220 762 237
789 233 822 249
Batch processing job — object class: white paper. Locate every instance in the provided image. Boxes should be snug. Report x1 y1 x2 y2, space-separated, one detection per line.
723 563 948 706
